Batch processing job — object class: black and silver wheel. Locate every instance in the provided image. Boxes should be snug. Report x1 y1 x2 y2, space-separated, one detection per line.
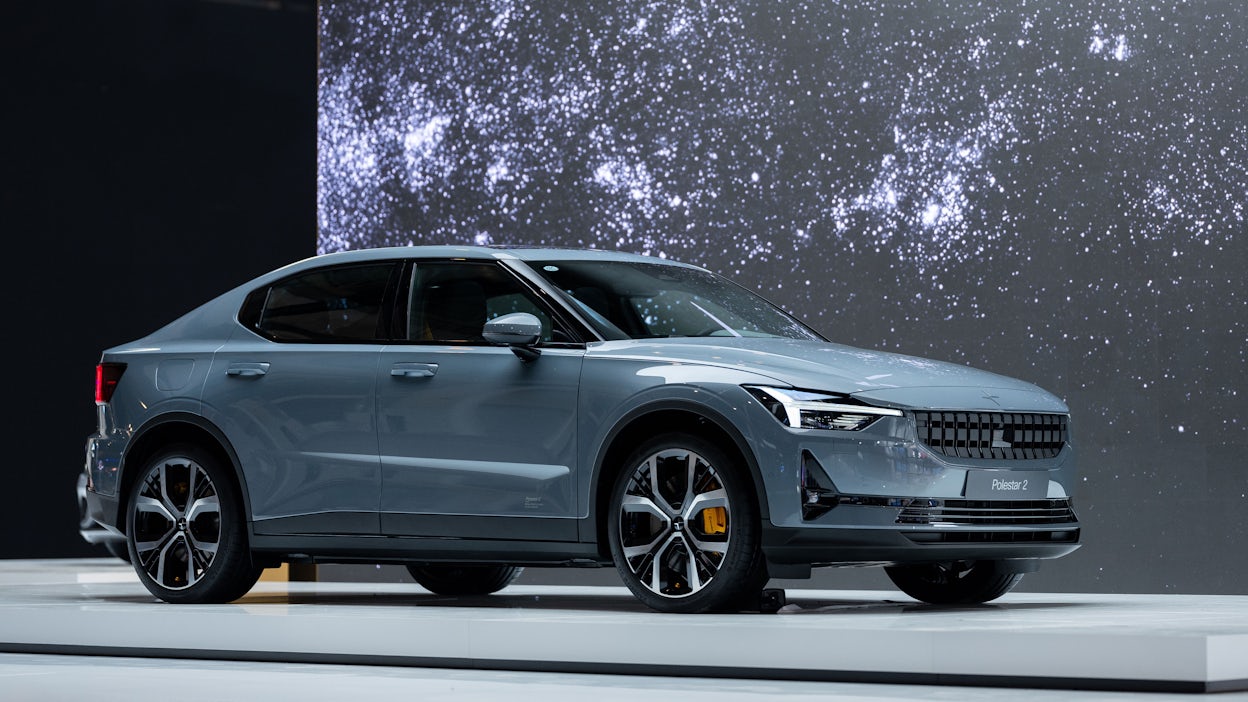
607 433 765 613
885 560 1023 605
104 540 131 563
407 564 523 596
125 445 260 604
76 472 95 533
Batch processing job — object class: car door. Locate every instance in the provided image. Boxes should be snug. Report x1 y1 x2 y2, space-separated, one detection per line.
204 261 399 536
376 259 584 541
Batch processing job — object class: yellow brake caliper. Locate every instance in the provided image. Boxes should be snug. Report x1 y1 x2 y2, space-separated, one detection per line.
701 506 727 535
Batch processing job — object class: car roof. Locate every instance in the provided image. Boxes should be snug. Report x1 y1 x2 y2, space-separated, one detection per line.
297 245 704 269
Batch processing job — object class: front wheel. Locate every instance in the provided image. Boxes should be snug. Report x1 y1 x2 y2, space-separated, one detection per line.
607 433 766 613
406 564 523 596
885 561 1024 604
125 445 261 603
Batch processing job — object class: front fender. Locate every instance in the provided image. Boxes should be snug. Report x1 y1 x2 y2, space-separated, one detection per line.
578 357 780 523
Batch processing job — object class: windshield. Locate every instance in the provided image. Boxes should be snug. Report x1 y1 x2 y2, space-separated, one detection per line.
528 260 824 341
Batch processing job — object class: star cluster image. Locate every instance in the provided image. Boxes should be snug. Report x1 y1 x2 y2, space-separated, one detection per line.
318 0 1248 593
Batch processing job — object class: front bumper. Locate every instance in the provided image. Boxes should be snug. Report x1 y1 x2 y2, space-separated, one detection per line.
742 398 1081 567
762 503 1081 568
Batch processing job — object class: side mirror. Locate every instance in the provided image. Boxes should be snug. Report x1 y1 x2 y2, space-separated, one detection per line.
483 312 543 361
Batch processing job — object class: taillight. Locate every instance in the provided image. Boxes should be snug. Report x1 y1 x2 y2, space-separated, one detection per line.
95 362 126 404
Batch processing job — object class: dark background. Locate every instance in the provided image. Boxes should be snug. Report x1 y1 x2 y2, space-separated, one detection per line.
1 0 314 558
4 1 1245 597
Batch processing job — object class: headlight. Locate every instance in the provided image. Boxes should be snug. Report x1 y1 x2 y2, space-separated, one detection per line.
744 386 902 431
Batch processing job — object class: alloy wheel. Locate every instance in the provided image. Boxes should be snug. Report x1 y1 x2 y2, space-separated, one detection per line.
130 456 221 591
617 448 732 598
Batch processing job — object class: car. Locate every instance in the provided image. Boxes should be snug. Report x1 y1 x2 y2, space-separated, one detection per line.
81 245 1079 612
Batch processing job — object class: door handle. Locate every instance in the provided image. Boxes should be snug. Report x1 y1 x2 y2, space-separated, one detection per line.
390 362 438 378
226 362 270 377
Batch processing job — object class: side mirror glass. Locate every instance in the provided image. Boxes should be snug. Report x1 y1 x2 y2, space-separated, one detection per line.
483 312 542 347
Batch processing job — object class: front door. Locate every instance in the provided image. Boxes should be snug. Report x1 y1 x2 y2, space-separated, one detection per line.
376 260 583 541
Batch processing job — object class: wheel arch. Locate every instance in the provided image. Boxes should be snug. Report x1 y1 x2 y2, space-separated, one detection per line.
587 400 767 559
114 412 251 533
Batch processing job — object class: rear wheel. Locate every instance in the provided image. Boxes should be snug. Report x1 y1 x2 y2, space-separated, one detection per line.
125 445 260 603
105 540 131 563
406 564 523 596
885 560 1023 604
78 473 130 563
76 473 94 533
607 433 765 613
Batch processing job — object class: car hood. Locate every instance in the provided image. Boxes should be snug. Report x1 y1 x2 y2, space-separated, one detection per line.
588 338 1067 413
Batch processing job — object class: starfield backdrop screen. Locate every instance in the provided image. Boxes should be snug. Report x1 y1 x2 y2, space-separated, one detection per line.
317 1 1248 593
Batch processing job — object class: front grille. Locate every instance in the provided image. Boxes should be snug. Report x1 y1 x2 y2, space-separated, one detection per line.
897 498 1077 526
914 411 1067 459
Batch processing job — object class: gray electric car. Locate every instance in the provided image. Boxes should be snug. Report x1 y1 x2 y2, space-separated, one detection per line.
82 246 1079 612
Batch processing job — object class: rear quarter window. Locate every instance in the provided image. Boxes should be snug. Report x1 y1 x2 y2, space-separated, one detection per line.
240 263 395 342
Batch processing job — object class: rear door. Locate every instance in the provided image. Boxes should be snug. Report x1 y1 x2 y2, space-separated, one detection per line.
204 261 399 536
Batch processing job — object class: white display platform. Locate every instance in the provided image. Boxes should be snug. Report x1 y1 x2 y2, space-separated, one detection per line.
1 559 1245 693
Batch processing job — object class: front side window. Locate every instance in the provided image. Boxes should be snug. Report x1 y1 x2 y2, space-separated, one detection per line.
404 261 566 344
245 263 395 342
528 260 824 341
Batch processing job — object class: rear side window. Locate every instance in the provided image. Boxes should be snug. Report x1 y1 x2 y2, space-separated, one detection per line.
241 263 395 342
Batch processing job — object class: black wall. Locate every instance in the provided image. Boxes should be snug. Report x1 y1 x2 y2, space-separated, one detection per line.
1 0 315 558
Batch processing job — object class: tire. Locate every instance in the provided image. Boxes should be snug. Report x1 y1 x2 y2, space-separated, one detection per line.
407 564 523 596
125 444 261 604
76 473 95 532
105 539 132 563
607 433 766 613
885 561 1024 605
80 472 131 563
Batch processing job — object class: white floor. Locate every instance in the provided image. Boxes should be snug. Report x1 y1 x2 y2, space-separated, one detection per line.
2 558 1246 701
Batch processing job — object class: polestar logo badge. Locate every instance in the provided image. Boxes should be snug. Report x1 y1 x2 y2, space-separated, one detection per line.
982 393 1001 406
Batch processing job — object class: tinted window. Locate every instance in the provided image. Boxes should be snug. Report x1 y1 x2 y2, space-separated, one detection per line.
250 263 394 341
529 260 823 341
405 261 560 343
